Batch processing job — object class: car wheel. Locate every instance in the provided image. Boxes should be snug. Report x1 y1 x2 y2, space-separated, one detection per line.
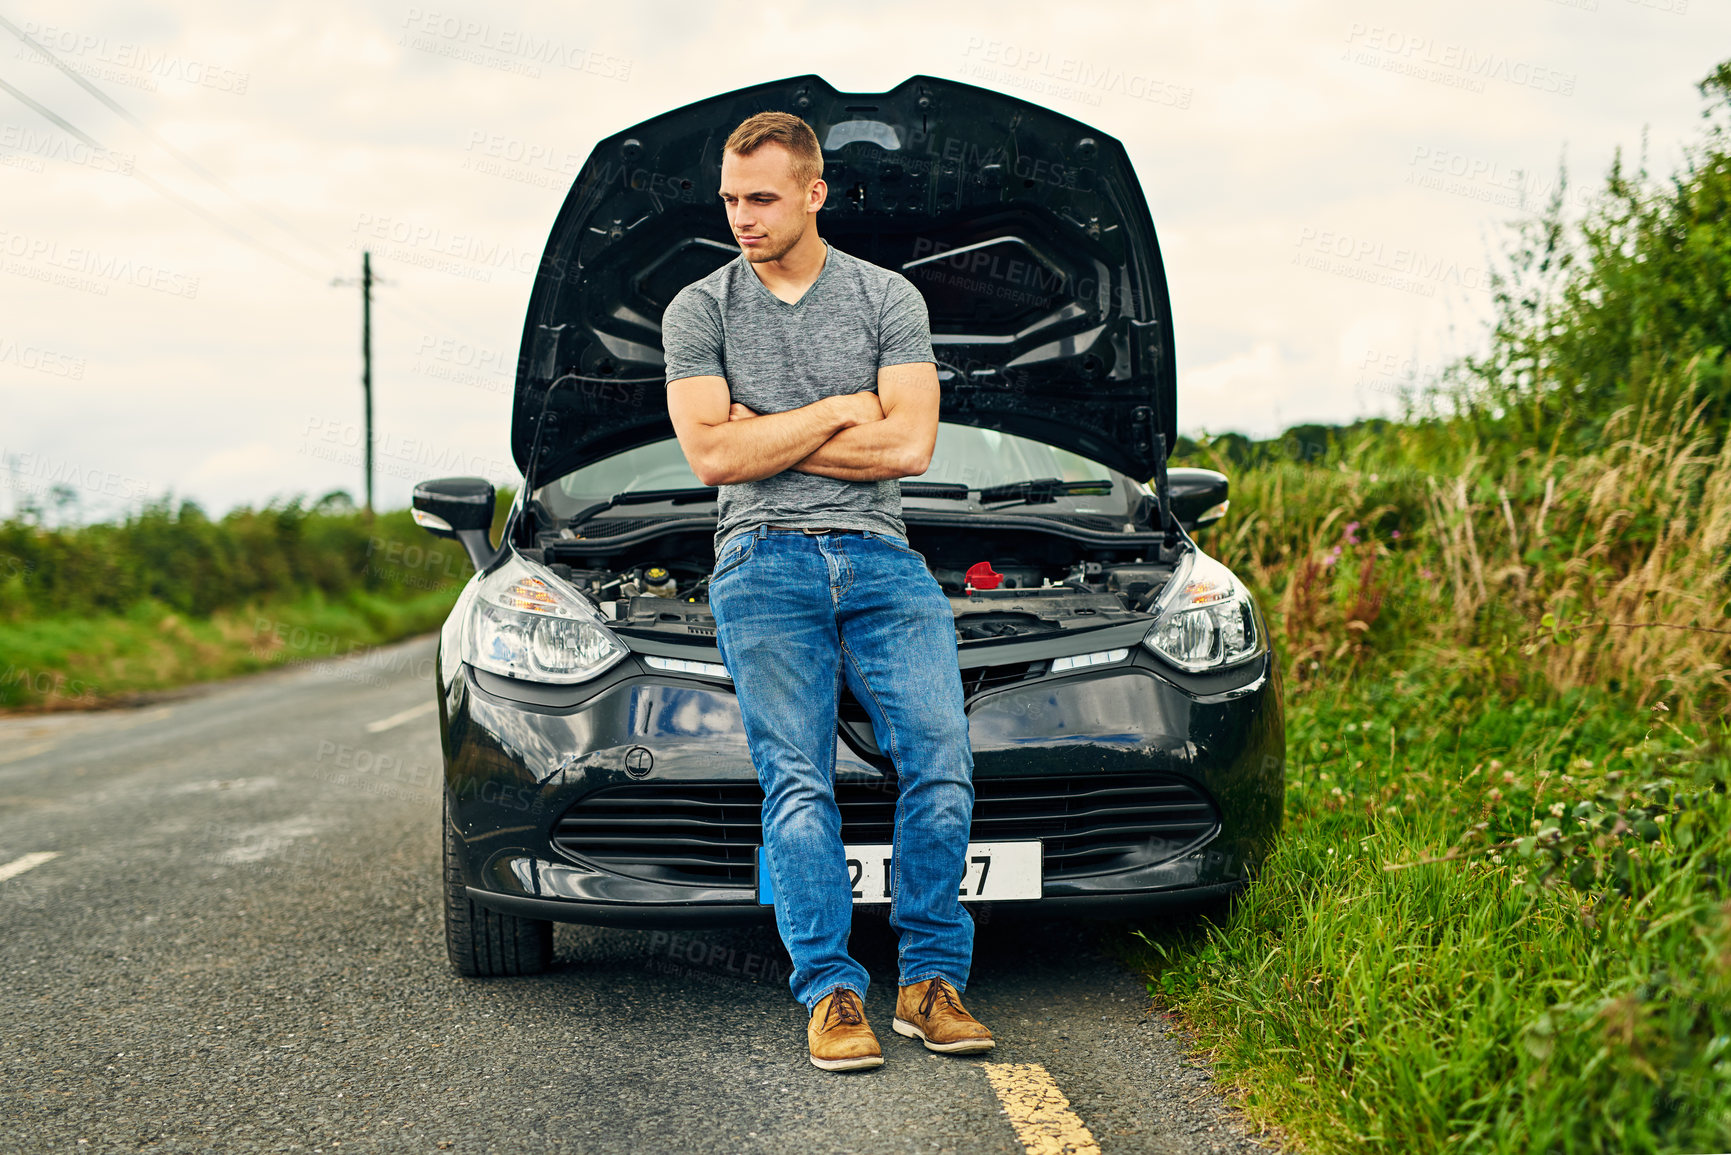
443 792 553 976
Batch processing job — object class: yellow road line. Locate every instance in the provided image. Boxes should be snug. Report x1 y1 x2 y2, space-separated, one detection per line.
982 1062 1103 1155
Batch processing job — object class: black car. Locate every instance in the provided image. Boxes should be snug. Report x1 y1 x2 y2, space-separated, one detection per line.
412 74 1284 977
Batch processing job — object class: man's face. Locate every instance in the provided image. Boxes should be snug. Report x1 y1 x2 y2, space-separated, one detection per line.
718 142 825 263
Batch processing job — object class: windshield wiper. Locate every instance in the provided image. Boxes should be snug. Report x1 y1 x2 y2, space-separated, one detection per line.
567 486 718 530
977 477 1114 506
899 481 971 500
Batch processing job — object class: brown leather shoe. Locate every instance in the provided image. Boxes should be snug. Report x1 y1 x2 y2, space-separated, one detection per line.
807 988 884 1071
892 978 994 1054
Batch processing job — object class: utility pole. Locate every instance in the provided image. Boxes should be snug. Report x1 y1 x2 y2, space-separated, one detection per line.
361 250 374 518
333 252 379 518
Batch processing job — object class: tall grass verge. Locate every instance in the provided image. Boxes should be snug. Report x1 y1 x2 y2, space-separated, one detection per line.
1194 359 1729 718
1129 59 1731 1153
0 491 509 709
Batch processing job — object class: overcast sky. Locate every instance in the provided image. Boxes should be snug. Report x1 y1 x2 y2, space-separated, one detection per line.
1 0 1723 521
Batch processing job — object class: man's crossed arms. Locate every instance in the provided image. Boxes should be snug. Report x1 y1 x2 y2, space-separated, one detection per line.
665 362 940 486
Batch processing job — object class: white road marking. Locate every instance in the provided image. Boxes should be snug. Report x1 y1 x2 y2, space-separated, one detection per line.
107 705 176 730
365 701 437 733
0 851 60 882
0 741 56 766
0 706 175 768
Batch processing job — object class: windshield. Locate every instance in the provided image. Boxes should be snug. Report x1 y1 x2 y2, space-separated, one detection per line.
533 423 1144 520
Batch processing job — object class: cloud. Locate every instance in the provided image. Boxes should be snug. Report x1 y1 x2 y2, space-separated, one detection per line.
1180 342 1290 439
1 0 1726 515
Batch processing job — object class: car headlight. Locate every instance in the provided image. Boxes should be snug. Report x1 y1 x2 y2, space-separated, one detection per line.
466 552 628 684
1141 550 1264 672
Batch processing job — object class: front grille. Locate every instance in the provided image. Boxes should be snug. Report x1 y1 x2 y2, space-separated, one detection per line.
836 664 1040 757
835 662 1045 715
551 774 1219 888
961 660 1045 697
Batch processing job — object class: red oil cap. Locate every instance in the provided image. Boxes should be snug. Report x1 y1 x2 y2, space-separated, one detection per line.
965 561 1003 591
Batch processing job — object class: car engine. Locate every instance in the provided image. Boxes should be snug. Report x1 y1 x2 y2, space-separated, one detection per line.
534 523 1177 641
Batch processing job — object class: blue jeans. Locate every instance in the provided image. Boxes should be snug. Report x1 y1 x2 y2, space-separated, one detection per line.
707 525 976 1011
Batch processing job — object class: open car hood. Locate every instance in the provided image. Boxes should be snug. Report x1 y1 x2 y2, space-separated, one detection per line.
512 73 1177 487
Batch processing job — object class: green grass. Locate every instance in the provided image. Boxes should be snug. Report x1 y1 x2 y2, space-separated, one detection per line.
1119 662 1731 1154
0 54 1726 1152
0 585 462 710
1121 71 1731 1150
0 488 507 709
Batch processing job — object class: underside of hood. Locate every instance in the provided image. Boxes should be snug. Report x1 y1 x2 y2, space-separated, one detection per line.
512 73 1178 486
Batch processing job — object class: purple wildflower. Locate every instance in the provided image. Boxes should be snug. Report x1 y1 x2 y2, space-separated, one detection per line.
1344 521 1360 545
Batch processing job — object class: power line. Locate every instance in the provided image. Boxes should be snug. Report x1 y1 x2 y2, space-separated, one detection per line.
0 14 495 331
0 12 343 267
0 75 330 282
0 16 533 335
2 29 516 361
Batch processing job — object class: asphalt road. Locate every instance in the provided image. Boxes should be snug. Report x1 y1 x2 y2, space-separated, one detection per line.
0 635 1278 1155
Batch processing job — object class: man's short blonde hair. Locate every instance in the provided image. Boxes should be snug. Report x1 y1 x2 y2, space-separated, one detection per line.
724 111 824 189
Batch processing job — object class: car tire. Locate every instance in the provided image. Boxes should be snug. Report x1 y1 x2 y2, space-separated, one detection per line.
443 792 553 977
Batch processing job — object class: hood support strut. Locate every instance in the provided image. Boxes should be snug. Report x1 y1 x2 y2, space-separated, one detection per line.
1152 432 1178 548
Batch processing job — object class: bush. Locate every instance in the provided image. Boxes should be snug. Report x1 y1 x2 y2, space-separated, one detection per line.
0 490 513 622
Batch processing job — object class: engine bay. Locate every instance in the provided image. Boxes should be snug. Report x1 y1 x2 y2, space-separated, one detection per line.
529 519 1180 643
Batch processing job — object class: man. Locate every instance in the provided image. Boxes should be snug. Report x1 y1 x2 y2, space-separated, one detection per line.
659 111 993 1072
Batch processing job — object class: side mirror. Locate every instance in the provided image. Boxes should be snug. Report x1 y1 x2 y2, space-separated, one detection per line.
1166 468 1229 532
412 476 499 572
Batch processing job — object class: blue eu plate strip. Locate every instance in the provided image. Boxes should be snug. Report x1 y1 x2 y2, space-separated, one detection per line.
756 846 774 905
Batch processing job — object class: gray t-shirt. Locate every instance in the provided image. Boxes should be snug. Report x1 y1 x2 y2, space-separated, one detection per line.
659 239 937 555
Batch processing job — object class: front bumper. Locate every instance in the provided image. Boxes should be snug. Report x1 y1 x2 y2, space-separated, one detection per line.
440 628 1284 928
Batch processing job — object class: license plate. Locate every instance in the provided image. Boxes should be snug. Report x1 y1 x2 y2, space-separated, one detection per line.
755 841 1041 905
